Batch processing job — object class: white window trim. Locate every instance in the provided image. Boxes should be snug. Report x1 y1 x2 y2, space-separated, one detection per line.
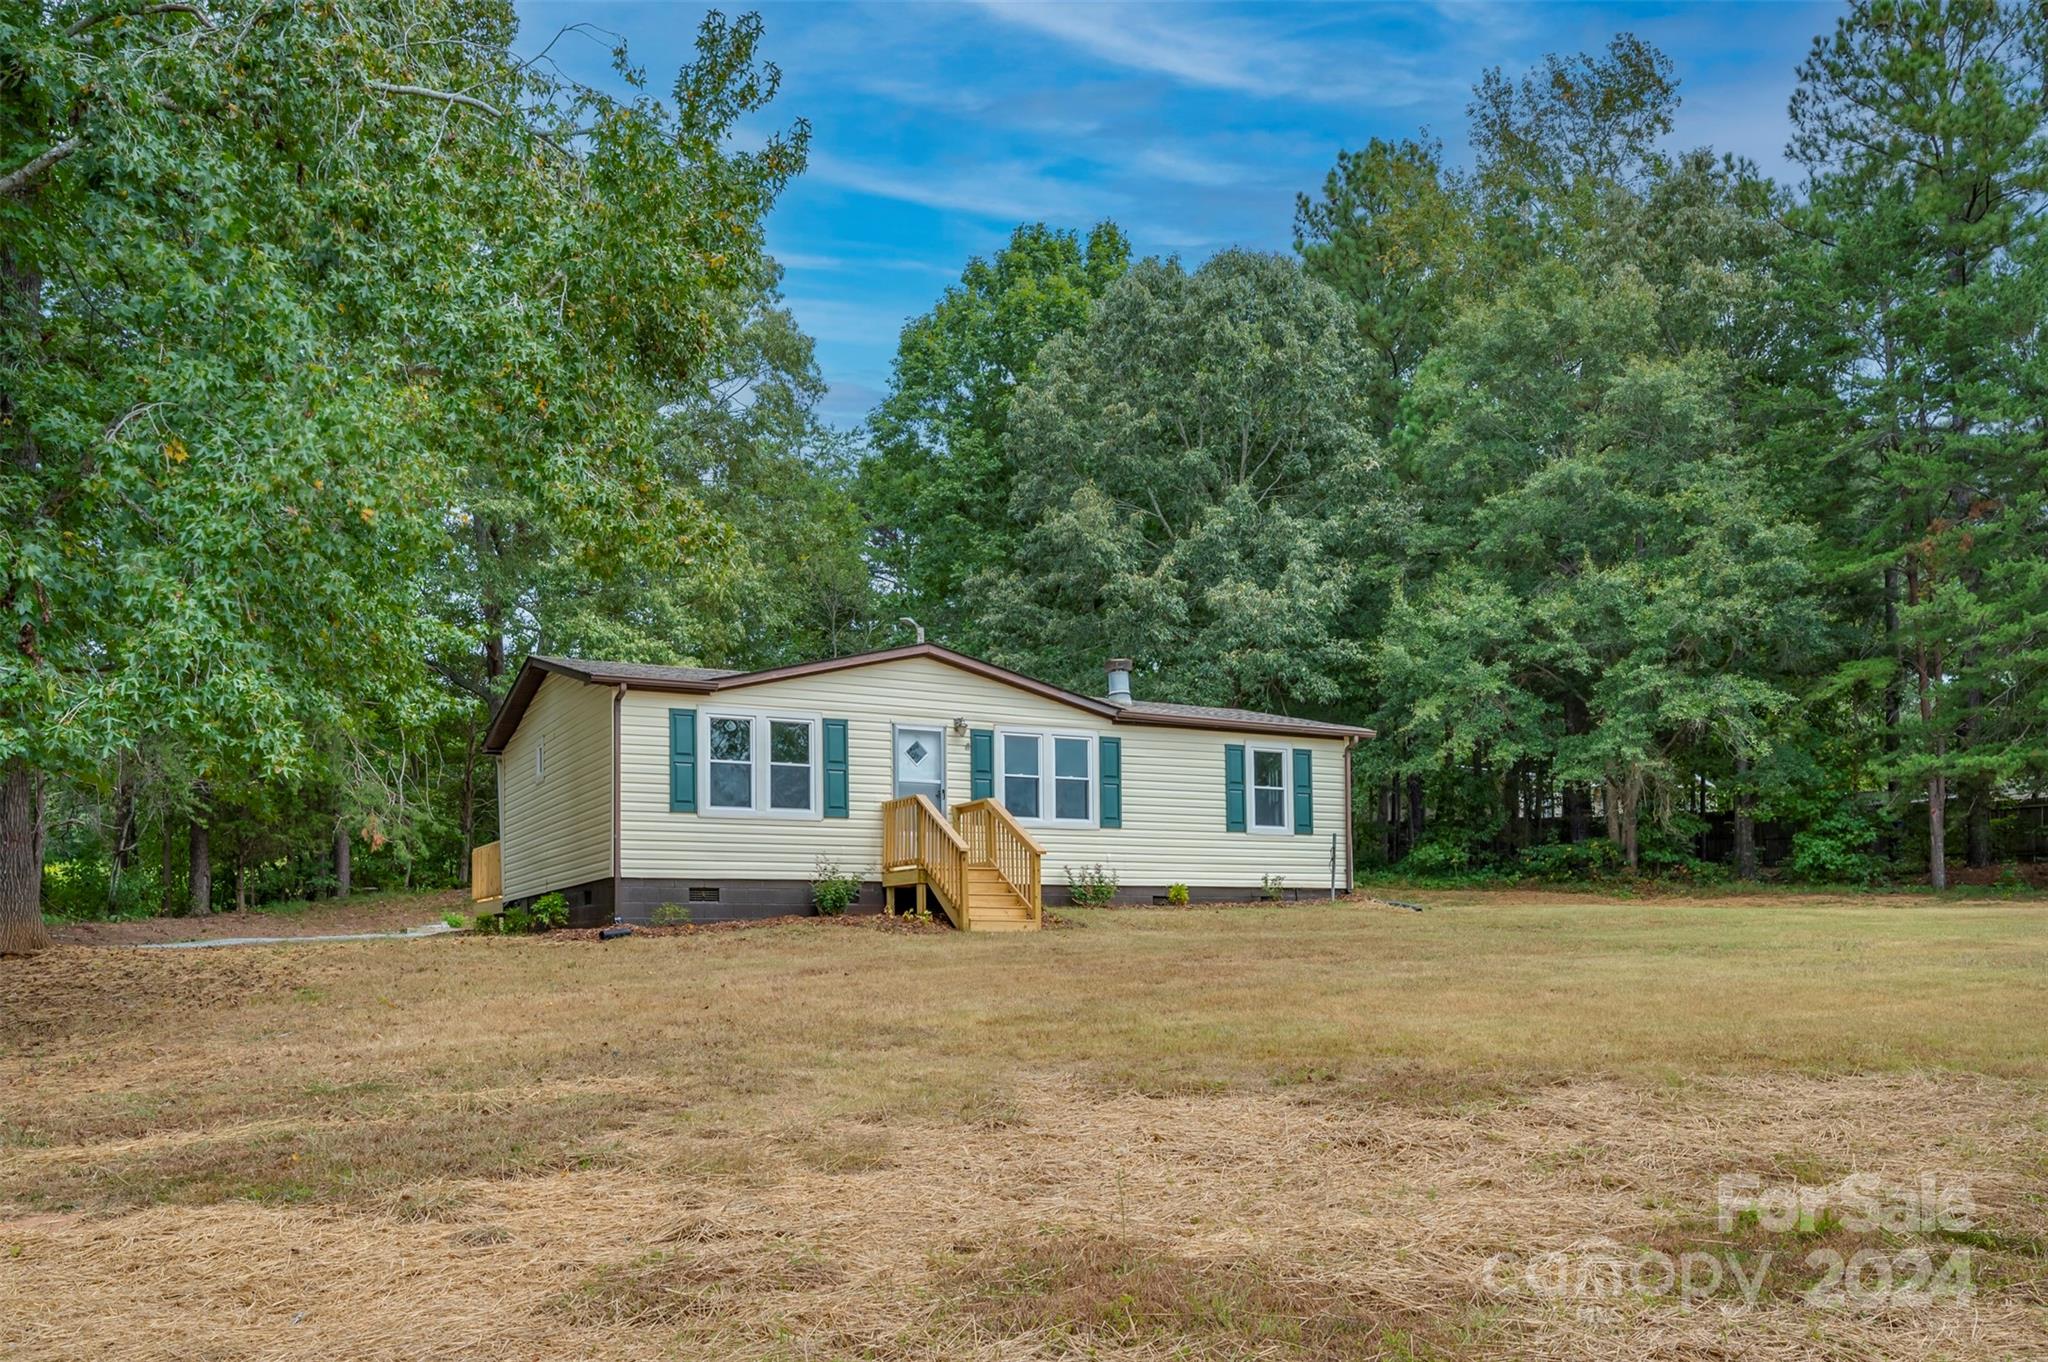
700 708 824 821
1247 742 1293 835
995 727 1098 829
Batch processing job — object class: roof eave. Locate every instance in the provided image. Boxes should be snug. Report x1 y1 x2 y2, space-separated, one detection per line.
484 643 1374 753
1111 709 1376 741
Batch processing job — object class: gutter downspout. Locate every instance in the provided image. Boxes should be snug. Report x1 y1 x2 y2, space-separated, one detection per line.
1343 737 1357 898
611 683 625 924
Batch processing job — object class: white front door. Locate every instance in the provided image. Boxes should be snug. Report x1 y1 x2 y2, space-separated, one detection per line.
894 726 946 807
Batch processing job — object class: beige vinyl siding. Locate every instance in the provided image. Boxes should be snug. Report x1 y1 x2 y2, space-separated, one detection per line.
498 672 613 901
618 655 1349 891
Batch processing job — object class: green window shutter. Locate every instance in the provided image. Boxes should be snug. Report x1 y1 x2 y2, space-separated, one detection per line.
1224 743 1246 832
1293 748 1314 835
1098 737 1122 829
669 709 696 813
823 719 849 818
971 729 994 800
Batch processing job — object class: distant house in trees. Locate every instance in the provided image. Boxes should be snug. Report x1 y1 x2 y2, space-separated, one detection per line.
481 644 1369 931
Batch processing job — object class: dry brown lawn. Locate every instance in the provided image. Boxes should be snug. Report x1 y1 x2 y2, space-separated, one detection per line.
3 891 2045 1360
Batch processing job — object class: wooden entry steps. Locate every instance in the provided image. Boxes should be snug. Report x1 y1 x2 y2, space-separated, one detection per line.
881 795 1043 932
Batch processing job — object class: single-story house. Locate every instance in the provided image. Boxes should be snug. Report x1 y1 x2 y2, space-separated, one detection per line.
481 643 1372 931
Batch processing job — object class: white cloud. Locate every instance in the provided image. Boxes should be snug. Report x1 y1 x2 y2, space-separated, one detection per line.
1132 144 1254 188
772 249 959 279
966 0 1455 107
803 149 1117 223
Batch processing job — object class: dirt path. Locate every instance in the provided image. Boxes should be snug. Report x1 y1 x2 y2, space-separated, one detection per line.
136 922 459 949
51 889 471 946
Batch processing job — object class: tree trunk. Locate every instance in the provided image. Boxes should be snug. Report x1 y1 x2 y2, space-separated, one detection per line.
234 848 248 913
1966 793 1992 870
1907 555 1947 890
1381 777 1397 862
1926 773 1948 890
1500 762 1518 855
1733 752 1758 881
1604 777 1639 871
160 815 179 914
1405 774 1424 847
1882 564 1902 861
1562 691 1591 843
108 765 137 912
334 822 351 899
458 713 482 888
188 818 212 916
0 757 50 954
1959 677 1991 868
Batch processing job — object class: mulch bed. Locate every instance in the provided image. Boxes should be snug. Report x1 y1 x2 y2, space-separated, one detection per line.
543 912 953 943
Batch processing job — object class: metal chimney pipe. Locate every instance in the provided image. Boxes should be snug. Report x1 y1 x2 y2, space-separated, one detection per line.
1105 658 1133 705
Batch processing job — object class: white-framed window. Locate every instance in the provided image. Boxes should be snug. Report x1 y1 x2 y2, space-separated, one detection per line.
997 729 1096 827
1001 731 1041 819
701 710 821 819
767 717 814 813
1249 743 1291 834
706 714 755 810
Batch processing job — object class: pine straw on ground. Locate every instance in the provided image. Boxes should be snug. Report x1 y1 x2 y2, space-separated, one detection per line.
3 897 2045 1360
3 1074 2042 1360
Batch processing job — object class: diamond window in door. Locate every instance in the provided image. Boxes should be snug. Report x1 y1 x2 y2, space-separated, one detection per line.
896 727 945 804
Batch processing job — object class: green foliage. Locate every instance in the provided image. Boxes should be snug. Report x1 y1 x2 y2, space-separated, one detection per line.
1786 803 1890 885
13 4 2047 923
1260 874 1288 903
1401 838 1475 878
1166 883 1191 907
1778 0 2048 888
477 892 567 936
1064 863 1118 907
3 4 816 945
1516 840 1625 883
861 221 1131 644
981 251 1380 713
811 859 861 916
442 911 468 930
1295 135 1478 431
649 903 693 927
41 859 161 922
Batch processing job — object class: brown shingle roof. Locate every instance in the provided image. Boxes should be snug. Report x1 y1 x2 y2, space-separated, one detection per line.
1116 699 1367 739
527 655 741 685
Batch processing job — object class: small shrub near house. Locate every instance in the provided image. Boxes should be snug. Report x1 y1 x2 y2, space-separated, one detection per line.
650 903 692 927
1260 874 1287 902
812 859 863 916
1065 863 1118 907
476 892 568 935
1166 883 1190 906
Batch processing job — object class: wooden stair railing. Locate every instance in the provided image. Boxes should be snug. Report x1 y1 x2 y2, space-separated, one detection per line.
881 795 1044 930
950 798 1044 923
881 794 971 928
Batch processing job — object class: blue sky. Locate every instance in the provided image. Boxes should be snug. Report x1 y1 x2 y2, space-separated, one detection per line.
515 1 1843 429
